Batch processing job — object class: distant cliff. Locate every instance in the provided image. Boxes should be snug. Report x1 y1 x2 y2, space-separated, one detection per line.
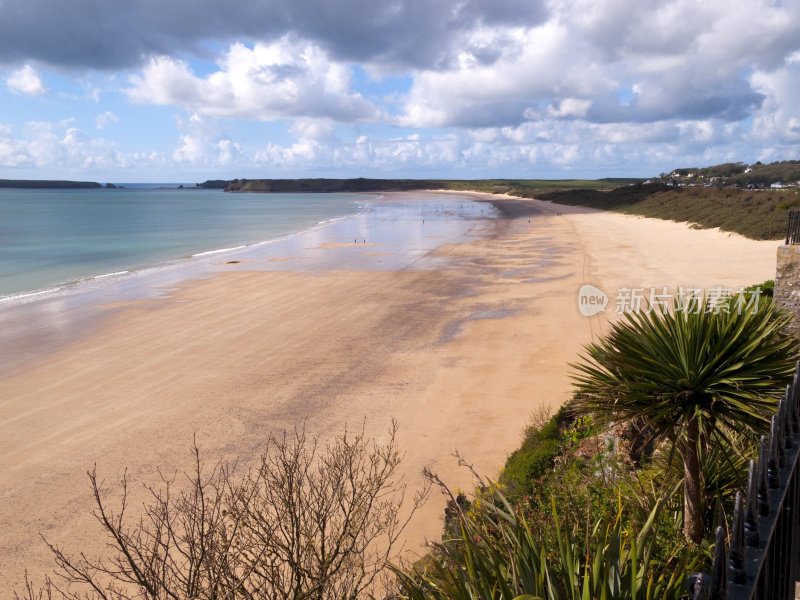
196 180 230 189
212 178 440 193
0 179 103 189
195 177 632 194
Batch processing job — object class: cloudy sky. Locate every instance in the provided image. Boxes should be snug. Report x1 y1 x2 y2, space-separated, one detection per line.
1 0 799 182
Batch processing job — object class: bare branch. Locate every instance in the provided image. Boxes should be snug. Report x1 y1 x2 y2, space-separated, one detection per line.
27 422 426 600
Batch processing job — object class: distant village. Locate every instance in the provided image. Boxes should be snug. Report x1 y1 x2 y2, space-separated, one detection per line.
646 159 800 190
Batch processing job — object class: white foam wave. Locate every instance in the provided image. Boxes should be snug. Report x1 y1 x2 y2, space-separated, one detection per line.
93 270 130 279
316 215 349 225
192 245 247 258
0 287 63 305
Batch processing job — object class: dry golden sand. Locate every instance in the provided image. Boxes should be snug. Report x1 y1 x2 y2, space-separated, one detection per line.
0 193 778 590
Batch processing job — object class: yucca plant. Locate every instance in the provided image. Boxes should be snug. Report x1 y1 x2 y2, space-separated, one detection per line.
570 294 797 543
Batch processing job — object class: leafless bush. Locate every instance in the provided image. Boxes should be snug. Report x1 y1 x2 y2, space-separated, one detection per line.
12 573 55 600
522 404 554 441
528 404 554 431
31 420 426 599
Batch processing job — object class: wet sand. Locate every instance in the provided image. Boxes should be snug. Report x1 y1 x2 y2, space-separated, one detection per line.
0 192 778 590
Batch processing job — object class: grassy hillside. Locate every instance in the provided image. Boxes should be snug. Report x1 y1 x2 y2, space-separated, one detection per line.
537 183 799 240
663 159 800 187
435 177 637 193
199 177 636 193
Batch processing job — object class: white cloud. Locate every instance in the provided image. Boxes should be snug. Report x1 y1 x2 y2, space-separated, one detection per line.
289 119 336 142
3 0 800 179
95 111 119 130
6 64 47 96
396 20 615 128
0 119 152 174
126 38 379 123
749 56 800 143
172 135 205 162
166 111 246 166
547 98 592 119
397 0 800 129
217 139 242 165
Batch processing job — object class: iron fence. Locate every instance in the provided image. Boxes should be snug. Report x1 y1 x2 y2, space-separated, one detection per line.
785 209 800 245
689 362 800 600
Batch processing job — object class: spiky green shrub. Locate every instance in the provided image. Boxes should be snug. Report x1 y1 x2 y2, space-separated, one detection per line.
394 481 697 600
570 295 797 542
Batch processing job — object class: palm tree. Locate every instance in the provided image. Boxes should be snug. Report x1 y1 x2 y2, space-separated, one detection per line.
570 294 797 543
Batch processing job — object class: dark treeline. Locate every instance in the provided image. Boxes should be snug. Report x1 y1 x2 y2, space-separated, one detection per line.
0 179 102 189
196 177 633 193
211 178 442 192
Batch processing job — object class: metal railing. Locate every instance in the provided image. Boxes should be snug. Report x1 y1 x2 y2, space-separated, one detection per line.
785 209 800 245
690 362 800 599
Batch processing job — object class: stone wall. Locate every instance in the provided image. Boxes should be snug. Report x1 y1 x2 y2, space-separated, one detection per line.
774 244 800 331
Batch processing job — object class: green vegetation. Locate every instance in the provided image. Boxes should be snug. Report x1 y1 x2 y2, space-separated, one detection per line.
224 177 441 192
398 403 699 599
195 177 633 194
538 183 798 240
397 477 697 600
570 295 797 542
501 407 566 493
748 279 774 297
435 178 638 194
196 179 232 189
0 179 102 189
662 159 800 188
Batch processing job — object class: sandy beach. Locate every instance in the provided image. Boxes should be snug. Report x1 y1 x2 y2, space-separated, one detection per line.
0 191 779 591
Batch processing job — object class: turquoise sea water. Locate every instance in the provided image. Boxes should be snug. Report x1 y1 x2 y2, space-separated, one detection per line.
0 187 370 300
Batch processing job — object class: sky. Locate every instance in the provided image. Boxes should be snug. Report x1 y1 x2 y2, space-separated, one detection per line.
0 0 799 182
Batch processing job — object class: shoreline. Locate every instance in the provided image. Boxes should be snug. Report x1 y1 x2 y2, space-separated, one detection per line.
0 191 779 590
0 209 363 307
0 192 375 306
0 192 492 377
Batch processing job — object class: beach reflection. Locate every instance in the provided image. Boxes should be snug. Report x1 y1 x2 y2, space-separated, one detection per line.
234 196 495 272
0 193 497 375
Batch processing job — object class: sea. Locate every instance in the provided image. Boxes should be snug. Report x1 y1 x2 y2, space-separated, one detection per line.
0 185 497 374
0 185 372 303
